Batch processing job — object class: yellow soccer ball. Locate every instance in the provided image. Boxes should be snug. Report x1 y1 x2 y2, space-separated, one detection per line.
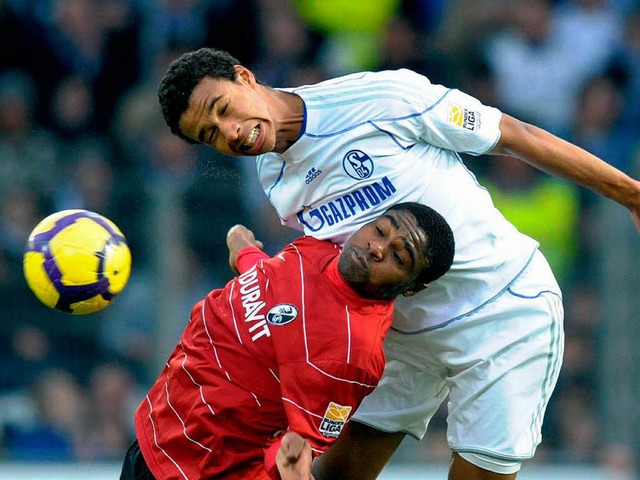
23 209 132 315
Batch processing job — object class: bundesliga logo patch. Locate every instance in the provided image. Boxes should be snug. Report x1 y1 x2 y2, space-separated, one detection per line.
319 402 352 438
448 103 480 131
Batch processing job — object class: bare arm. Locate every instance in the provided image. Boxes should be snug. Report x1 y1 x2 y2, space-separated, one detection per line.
311 422 405 480
226 224 264 274
492 114 640 231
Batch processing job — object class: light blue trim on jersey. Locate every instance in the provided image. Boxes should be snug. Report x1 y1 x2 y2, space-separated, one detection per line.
266 161 286 200
292 72 369 92
453 152 489 190
295 75 411 102
304 93 424 109
265 98 308 200
302 89 453 138
506 288 561 300
370 123 415 151
391 249 540 335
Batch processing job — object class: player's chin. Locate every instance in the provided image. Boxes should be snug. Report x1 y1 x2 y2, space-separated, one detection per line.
338 257 367 286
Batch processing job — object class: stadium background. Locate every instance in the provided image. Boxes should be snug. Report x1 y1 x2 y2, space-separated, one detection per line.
0 0 639 478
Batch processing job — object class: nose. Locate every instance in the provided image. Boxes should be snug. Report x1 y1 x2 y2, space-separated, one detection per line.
220 119 241 141
367 240 386 261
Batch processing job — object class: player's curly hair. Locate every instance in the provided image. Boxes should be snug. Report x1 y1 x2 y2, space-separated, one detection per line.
387 202 455 286
158 48 240 144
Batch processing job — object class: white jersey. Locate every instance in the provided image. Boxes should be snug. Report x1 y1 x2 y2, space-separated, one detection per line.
256 69 539 331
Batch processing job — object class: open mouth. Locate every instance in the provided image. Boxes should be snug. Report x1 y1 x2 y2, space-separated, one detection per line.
240 125 260 151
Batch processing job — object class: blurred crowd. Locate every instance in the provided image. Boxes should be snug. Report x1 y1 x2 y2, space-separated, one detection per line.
0 0 639 474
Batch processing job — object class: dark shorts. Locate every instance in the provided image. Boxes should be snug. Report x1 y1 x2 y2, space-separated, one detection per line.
120 439 156 480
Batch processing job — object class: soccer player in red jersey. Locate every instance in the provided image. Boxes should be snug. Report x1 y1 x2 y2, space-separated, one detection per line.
119 202 454 480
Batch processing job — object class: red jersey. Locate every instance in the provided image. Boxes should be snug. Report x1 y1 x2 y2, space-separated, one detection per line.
135 237 394 480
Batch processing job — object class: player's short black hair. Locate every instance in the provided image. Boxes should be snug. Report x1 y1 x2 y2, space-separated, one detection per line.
386 202 455 285
158 48 240 144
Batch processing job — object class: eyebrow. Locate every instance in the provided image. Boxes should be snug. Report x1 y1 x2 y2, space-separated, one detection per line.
383 214 417 267
197 95 223 143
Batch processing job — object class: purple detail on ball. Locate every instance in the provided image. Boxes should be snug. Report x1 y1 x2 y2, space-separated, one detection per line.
54 278 110 312
24 211 126 254
101 290 116 301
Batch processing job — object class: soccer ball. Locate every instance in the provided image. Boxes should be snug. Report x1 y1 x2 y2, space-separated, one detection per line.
23 209 132 315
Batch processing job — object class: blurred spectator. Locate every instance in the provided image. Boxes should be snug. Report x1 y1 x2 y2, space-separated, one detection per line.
49 75 96 141
97 269 156 384
483 0 620 135
251 1 318 87
570 69 636 174
614 8 640 129
0 70 60 199
377 14 428 74
4 368 85 461
554 0 622 79
29 0 142 131
53 139 114 211
0 326 54 391
550 383 599 463
433 0 510 87
77 362 138 460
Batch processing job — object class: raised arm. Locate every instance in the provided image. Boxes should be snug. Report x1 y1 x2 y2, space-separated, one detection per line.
226 224 266 274
492 114 640 232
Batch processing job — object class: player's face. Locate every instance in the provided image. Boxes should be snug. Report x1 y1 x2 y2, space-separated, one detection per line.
178 68 277 157
338 210 430 300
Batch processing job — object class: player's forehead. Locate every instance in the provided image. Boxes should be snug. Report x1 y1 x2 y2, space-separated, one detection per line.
178 77 229 137
191 76 233 102
383 209 429 262
380 210 420 235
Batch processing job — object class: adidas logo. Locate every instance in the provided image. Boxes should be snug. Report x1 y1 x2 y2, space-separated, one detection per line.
305 167 322 184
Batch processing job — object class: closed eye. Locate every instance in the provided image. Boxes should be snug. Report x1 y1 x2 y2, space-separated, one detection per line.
393 251 404 265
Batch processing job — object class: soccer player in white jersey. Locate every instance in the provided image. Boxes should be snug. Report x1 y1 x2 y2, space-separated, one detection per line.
158 48 640 480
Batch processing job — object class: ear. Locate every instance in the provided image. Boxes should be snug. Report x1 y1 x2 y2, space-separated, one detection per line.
234 65 257 87
402 283 428 297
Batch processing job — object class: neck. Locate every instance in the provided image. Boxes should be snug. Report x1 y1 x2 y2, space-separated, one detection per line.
270 88 305 153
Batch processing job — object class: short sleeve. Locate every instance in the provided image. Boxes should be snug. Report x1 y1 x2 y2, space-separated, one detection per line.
373 69 503 156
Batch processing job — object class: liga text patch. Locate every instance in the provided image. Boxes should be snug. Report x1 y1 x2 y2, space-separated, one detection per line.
319 402 352 438
448 103 480 131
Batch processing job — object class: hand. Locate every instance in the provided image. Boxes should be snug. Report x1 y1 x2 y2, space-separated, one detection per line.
276 432 315 480
227 225 264 273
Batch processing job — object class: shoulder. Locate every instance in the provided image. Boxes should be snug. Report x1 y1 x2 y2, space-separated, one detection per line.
294 69 434 104
278 237 340 262
293 237 341 263
294 69 443 128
